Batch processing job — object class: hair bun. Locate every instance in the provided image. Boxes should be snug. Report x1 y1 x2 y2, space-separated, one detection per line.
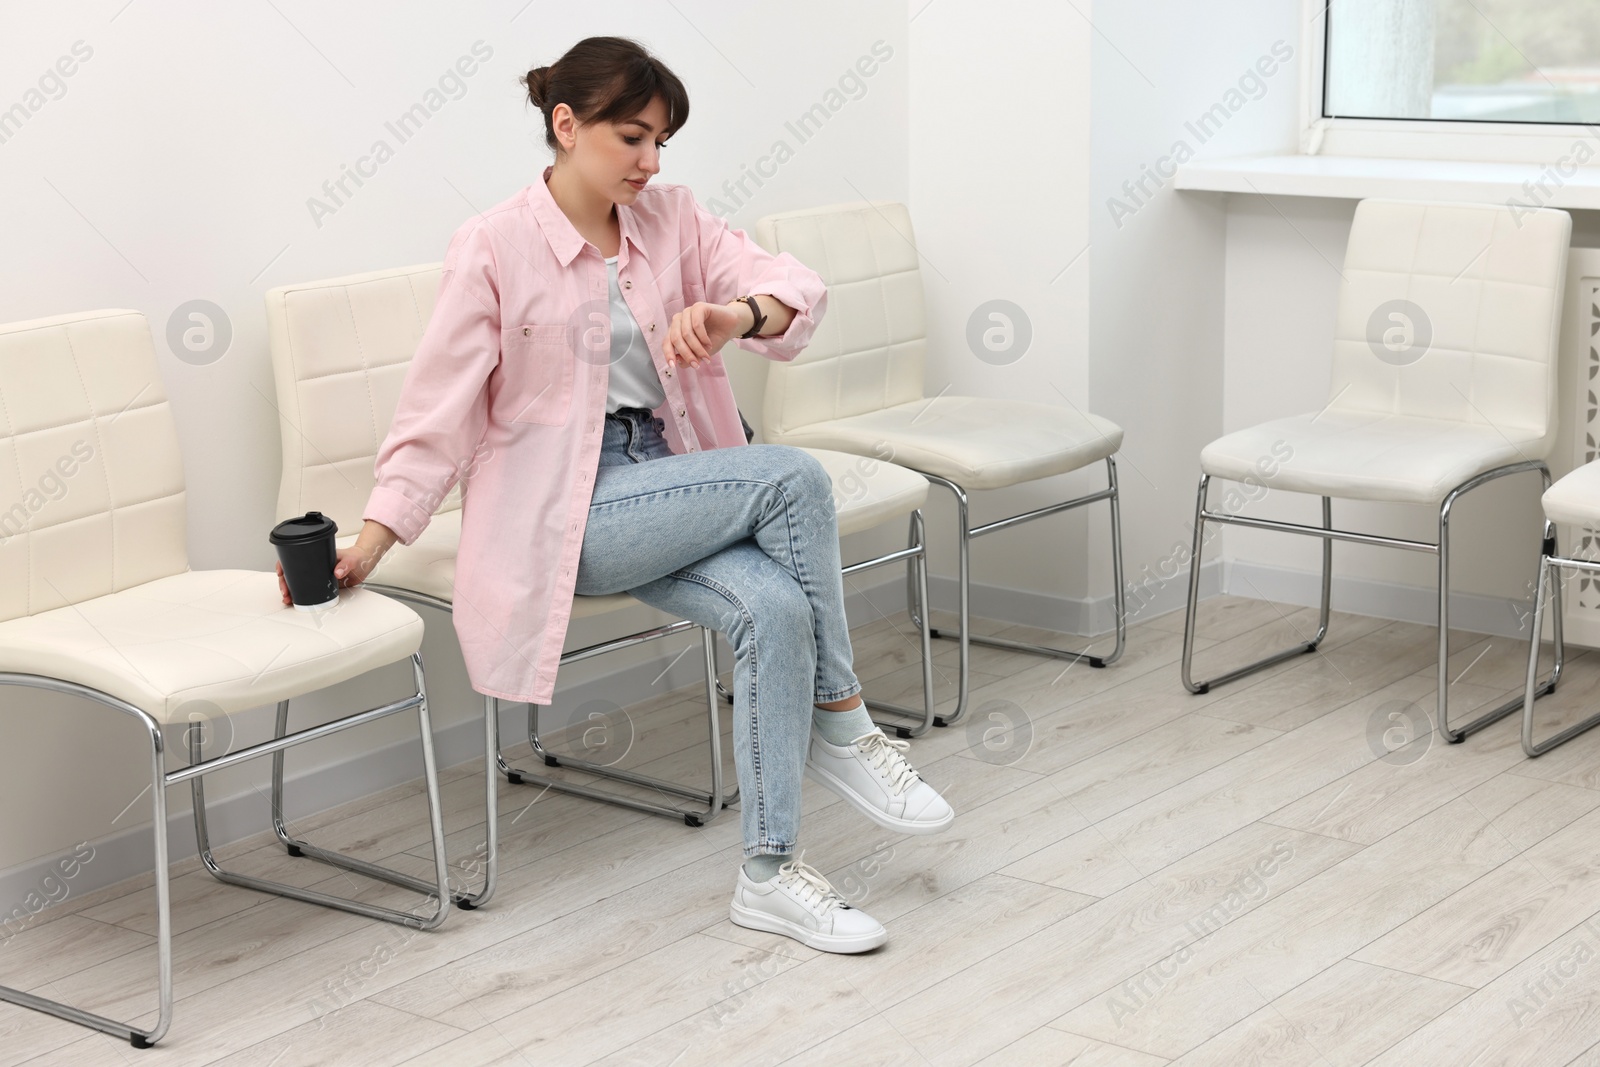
524 65 552 108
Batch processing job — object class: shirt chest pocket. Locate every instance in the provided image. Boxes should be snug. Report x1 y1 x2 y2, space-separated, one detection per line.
677 282 705 319
497 323 575 426
658 280 704 325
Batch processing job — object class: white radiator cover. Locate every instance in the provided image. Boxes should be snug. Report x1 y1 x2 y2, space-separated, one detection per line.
1559 250 1600 648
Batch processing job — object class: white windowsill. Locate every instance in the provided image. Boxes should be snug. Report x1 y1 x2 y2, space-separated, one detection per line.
1175 154 1600 211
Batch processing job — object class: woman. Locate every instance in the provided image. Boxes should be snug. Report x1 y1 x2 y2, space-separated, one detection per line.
280 36 951 953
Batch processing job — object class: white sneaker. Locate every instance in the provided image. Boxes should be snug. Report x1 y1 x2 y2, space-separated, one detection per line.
729 852 887 953
806 728 955 835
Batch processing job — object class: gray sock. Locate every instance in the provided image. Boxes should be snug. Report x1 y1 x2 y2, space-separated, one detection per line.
812 698 875 747
743 853 790 881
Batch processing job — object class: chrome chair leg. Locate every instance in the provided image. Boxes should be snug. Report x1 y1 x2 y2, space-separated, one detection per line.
449 693 501 910
363 586 729 865
866 507 938 739
905 508 923 631
0 652 449 1048
923 456 1128 727
212 652 452 926
1180 462 1562 744
1438 465 1563 742
499 627 736 827
1524 530 1586 756
0 698 174 1048
1181 477 1332 694
854 506 939 738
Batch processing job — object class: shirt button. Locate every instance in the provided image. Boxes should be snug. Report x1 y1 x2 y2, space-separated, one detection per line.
664 367 673 377
623 280 631 289
522 327 530 336
649 323 656 332
677 407 686 416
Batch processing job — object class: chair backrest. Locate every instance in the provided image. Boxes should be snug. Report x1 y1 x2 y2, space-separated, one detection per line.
264 263 455 533
752 201 926 438
0 309 189 623
1329 198 1571 446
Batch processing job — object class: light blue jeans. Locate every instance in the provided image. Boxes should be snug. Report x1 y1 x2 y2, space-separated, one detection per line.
573 407 863 857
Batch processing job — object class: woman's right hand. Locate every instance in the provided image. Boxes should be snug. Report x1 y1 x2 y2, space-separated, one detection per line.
276 544 383 607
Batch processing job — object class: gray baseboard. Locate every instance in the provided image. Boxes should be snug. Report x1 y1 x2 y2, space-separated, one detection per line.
1222 559 1536 641
918 558 1224 637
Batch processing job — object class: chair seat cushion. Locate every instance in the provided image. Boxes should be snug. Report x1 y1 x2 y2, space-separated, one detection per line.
801 447 929 535
339 510 460 605
770 397 1123 491
567 592 640 619
1200 410 1549 505
1543 459 1600 528
0 570 423 722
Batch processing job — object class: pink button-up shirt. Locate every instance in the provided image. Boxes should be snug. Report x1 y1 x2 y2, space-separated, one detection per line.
362 166 828 704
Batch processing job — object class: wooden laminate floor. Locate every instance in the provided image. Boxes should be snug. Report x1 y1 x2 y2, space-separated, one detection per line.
4 596 1600 1066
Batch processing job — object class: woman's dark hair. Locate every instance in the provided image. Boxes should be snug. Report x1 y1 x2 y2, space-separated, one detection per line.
522 37 689 155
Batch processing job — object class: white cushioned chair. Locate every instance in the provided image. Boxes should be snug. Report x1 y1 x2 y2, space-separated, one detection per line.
1182 198 1571 743
0 309 450 1048
751 200 1127 727
266 263 743 912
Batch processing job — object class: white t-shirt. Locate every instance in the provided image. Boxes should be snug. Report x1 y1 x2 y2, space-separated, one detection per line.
603 255 666 414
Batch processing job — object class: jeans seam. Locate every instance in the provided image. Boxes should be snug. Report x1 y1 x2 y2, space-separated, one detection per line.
671 566 768 844
587 477 790 511
768 471 834 694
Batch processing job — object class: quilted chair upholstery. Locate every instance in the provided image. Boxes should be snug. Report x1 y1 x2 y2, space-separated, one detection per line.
758 203 1123 490
0 308 448 1048
1201 199 1569 503
753 200 1128 727
1180 198 1573 747
0 308 424 720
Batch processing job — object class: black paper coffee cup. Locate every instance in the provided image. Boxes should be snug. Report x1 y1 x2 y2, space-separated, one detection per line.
270 511 339 612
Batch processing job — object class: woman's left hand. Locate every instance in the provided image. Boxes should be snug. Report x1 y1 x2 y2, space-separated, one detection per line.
664 301 746 370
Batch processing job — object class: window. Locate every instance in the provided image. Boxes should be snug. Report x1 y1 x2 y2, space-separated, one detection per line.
1324 0 1600 125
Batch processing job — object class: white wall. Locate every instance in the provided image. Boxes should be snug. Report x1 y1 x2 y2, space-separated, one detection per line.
0 0 907 887
1089 0 1301 628
904 0 1093 615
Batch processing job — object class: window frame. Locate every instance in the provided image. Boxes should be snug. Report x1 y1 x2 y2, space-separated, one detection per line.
1299 0 1600 165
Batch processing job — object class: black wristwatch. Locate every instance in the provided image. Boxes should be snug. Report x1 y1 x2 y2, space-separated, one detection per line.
735 295 767 339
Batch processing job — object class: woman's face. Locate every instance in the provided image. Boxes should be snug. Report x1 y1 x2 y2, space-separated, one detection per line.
560 94 669 204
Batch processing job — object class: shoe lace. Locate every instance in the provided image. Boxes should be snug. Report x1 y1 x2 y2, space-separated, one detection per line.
775 852 850 915
853 731 922 796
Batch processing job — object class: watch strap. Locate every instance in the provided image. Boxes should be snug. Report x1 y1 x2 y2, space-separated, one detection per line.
736 295 767 339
